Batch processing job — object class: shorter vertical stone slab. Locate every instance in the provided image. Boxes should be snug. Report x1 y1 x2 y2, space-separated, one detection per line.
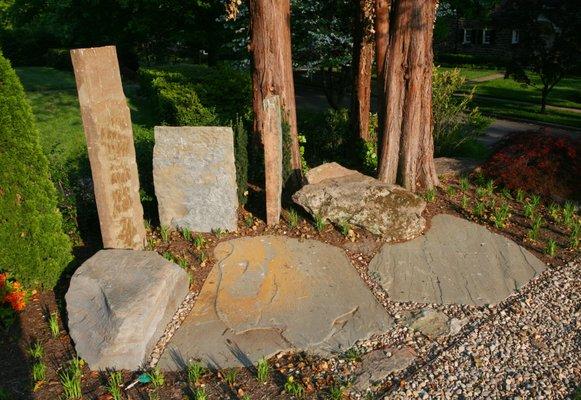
153 126 238 232
262 95 283 225
70 46 146 250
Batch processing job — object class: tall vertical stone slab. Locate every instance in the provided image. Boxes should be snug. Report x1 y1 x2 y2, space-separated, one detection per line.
70 46 146 250
262 95 283 225
153 126 238 232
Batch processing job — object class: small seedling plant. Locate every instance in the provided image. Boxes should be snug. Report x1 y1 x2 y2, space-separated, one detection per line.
493 203 510 228
528 215 543 240
194 387 207 400
28 341 44 359
48 312 60 338
186 360 206 385
545 239 558 257
256 357 270 383
314 214 326 232
338 220 350 237
107 371 123 400
160 225 170 243
181 227 192 242
424 188 436 202
459 176 470 191
59 357 84 399
284 376 305 398
146 367 165 388
287 208 300 228
193 234 206 249
224 368 238 386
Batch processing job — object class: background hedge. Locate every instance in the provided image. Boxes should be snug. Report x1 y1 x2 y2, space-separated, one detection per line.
0 52 72 289
139 64 252 204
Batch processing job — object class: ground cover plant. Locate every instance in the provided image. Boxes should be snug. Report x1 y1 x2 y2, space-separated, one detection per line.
0 54 72 289
482 130 580 201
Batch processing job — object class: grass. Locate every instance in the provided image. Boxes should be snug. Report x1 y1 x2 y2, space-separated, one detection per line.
472 74 581 110
470 96 581 129
437 66 500 81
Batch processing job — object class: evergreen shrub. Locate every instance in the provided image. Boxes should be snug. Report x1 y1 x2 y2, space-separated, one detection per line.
0 52 72 288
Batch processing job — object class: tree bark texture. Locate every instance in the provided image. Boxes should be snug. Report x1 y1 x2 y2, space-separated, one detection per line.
377 0 439 192
350 0 375 142
249 0 302 176
375 0 390 144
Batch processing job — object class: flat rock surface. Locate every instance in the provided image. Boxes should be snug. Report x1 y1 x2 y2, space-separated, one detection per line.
66 250 189 370
353 347 416 391
434 157 479 177
305 162 363 184
293 163 426 241
369 214 546 306
159 236 392 369
153 126 238 232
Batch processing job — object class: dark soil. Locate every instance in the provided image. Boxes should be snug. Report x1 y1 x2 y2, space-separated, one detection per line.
1 178 578 400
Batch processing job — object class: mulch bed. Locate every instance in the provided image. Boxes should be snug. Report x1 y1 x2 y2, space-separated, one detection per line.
1 175 578 400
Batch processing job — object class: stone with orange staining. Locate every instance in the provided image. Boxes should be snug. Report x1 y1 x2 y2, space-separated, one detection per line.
159 236 392 369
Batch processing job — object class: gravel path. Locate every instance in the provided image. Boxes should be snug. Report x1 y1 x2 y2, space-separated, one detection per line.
376 259 580 399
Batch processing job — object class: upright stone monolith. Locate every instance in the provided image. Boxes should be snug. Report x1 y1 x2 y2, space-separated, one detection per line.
70 46 146 250
262 95 283 225
153 126 238 232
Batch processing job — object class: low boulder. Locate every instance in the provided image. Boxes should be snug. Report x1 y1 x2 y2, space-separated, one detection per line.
66 250 189 370
293 163 426 241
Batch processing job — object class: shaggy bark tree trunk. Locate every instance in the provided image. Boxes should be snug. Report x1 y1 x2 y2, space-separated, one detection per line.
249 0 302 178
375 0 390 145
377 0 439 192
349 0 374 142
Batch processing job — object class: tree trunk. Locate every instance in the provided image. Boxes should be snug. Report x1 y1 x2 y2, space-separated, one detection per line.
377 0 439 192
249 0 302 178
540 86 548 113
375 0 390 148
350 0 374 142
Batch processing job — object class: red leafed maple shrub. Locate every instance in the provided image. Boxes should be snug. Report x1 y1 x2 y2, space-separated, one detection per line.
482 130 581 201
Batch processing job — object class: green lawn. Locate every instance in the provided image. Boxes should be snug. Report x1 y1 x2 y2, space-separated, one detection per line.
437 66 500 81
473 74 581 110
471 96 581 129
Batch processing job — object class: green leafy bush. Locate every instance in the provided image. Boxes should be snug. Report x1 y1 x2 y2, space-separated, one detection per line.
432 68 490 158
139 64 251 204
0 52 72 288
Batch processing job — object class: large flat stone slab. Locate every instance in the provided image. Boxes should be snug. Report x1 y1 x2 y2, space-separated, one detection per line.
66 250 189 370
293 163 426 241
369 214 546 306
153 126 238 232
159 236 392 369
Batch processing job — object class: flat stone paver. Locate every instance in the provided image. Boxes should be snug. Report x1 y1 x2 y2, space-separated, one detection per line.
368 214 546 306
159 236 392 369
